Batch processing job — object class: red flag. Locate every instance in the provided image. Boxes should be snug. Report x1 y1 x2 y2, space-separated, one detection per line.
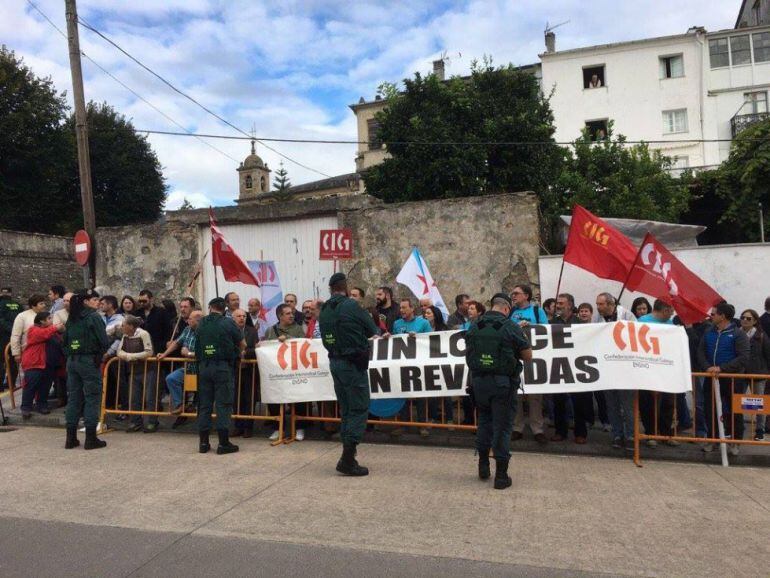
563 205 638 283
625 233 722 324
209 208 260 286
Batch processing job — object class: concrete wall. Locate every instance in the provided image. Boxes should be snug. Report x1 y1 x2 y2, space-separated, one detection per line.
94 221 200 303
339 192 541 306
0 229 83 301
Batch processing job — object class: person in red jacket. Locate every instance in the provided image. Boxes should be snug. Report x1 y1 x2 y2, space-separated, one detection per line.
20 311 62 418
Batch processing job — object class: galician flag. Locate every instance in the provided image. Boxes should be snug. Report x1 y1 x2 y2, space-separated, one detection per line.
247 260 283 337
396 247 449 320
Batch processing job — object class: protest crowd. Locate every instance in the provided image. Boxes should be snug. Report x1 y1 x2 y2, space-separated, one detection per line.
2 276 769 456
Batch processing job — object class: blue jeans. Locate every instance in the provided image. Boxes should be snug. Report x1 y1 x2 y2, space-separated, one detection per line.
605 389 634 441
165 368 184 409
21 368 51 412
474 374 517 460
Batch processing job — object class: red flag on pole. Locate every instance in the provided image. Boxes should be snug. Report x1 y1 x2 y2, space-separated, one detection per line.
625 233 723 324
563 205 638 283
209 208 260 286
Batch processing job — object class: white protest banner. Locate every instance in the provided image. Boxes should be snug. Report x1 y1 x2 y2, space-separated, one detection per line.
256 322 692 404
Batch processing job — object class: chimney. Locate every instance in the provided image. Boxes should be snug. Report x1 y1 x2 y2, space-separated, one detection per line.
545 31 556 53
432 59 445 81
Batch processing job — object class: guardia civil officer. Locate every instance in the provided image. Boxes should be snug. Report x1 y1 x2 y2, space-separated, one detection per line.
195 297 245 455
64 289 110 450
319 273 383 476
465 293 532 489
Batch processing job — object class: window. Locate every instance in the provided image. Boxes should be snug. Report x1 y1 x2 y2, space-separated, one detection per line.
584 119 608 141
753 0 762 26
583 65 605 88
367 119 382 150
662 109 688 134
731 35 752 65
753 31 770 62
659 55 684 78
260 176 267 192
245 175 253 189
670 156 690 177
744 91 768 114
709 38 729 68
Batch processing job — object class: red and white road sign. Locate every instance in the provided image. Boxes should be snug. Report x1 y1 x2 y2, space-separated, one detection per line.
319 229 353 260
74 229 91 266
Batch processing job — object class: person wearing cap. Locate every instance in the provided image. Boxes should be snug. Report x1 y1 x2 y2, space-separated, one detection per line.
194 297 246 455
319 272 385 476
63 289 110 450
465 293 532 490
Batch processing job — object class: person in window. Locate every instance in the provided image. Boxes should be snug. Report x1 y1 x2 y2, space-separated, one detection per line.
589 73 602 88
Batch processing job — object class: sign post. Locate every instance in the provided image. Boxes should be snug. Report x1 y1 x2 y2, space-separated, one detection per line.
320 229 352 278
74 229 91 288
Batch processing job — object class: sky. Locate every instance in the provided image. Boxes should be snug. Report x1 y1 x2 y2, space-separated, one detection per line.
5 0 738 209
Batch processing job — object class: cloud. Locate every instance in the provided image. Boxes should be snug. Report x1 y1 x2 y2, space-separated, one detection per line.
165 189 214 210
8 0 740 208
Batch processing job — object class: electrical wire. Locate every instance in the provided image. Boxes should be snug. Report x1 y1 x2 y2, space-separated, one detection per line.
25 0 239 163
75 15 331 177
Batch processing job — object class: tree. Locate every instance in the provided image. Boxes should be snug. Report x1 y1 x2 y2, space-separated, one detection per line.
273 161 291 194
549 123 691 231
713 118 770 242
363 60 564 204
0 46 71 232
178 198 194 210
0 47 167 234
61 102 167 231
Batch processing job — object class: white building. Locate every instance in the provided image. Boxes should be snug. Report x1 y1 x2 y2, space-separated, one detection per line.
540 23 770 173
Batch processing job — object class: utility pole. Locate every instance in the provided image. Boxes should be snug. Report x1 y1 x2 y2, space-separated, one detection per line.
65 0 96 288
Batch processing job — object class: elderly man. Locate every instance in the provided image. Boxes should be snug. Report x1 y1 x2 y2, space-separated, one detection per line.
158 310 203 416
224 292 240 319
302 299 322 339
230 308 260 438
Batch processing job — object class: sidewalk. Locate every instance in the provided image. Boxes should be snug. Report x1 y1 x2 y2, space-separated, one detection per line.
0 426 768 577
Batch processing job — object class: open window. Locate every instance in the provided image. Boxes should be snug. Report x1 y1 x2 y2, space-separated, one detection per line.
659 54 684 79
583 65 605 89
245 175 253 189
585 119 608 141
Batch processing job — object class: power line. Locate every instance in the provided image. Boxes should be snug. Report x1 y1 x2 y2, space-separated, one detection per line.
25 0 239 163
127 128 764 147
75 15 331 177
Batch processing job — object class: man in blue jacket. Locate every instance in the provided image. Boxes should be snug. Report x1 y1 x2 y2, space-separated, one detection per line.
697 302 750 455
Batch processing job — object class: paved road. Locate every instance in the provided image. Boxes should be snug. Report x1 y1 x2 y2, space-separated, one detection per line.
0 427 768 577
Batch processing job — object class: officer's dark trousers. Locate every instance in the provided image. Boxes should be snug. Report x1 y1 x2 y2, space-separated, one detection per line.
197 360 234 432
474 374 517 460
65 356 102 429
553 391 594 439
329 357 369 445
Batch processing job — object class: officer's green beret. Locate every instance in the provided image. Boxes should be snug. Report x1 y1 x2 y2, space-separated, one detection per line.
329 272 346 286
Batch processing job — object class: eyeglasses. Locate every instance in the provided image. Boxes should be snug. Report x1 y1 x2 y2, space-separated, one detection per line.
137 299 148 304
511 291 524 296
740 316 755 321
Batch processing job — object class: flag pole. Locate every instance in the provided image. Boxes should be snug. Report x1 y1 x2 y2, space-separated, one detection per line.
554 259 566 299
171 249 209 340
617 238 646 304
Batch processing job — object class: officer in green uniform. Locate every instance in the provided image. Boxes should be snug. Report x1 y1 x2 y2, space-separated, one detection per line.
0 287 22 390
63 289 110 450
465 293 532 489
319 273 383 476
195 297 245 455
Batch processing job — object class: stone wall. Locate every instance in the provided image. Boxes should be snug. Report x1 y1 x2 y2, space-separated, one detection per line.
0 229 83 301
94 221 200 302
339 192 541 305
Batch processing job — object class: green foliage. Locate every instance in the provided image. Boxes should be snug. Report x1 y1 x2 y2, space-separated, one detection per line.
550 123 691 229
178 198 194 210
0 47 166 234
272 161 291 195
363 61 564 205
714 118 770 242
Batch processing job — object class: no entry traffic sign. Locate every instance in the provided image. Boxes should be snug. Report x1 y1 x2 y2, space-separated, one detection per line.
320 229 353 260
74 229 91 266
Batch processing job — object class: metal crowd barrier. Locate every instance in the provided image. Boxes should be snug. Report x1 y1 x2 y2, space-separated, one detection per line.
100 357 285 445
289 397 478 442
2 343 21 409
633 372 770 466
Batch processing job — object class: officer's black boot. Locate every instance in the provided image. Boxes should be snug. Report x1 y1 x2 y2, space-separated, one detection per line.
478 448 491 480
216 429 239 455
336 443 368 476
493 458 512 490
199 430 211 453
83 427 106 450
64 426 80 449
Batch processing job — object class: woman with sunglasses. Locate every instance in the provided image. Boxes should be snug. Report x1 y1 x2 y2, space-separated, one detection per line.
739 309 770 441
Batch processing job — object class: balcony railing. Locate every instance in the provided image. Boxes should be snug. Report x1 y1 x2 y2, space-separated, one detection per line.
731 111 770 137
